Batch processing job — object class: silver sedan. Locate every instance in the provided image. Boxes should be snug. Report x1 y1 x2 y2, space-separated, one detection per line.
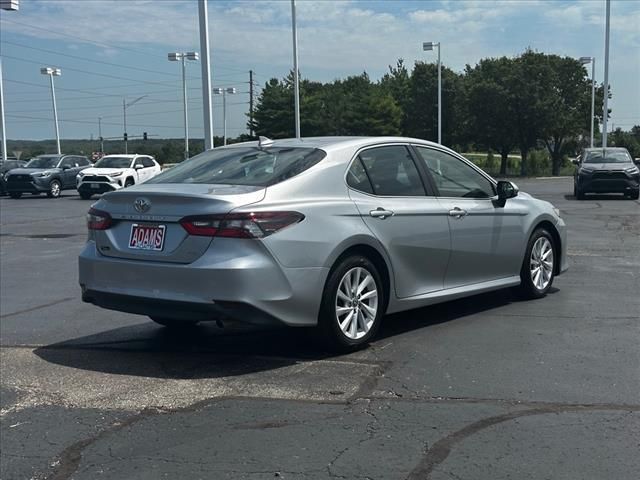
79 137 568 350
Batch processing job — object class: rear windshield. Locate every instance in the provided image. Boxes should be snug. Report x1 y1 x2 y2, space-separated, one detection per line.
94 157 133 168
26 157 60 169
584 150 632 164
147 147 326 186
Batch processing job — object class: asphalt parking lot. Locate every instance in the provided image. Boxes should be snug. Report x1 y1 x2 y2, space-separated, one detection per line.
1 178 638 480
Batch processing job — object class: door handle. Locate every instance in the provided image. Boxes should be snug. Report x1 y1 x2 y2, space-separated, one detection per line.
369 208 394 219
448 207 468 219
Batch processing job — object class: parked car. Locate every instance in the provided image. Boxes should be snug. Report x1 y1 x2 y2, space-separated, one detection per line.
573 147 640 199
76 154 161 200
0 158 28 195
5 154 92 198
79 137 568 350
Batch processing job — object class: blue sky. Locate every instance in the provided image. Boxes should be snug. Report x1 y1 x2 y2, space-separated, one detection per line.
1 0 639 143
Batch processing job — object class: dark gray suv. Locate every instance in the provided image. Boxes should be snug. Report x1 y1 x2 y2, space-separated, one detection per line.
5 154 92 198
573 147 640 200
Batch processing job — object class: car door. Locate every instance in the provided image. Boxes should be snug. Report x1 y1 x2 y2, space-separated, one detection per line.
58 157 76 187
347 144 451 298
413 146 527 289
140 157 156 182
133 157 145 182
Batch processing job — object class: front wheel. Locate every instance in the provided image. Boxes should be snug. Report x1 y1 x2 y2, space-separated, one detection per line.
575 185 585 200
9 192 22 199
317 255 384 352
47 179 62 198
629 189 639 200
124 178 135 188
80 192 93 200
515 228 556 299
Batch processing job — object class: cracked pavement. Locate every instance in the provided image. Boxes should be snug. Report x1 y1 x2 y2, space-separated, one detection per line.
1 179 639 479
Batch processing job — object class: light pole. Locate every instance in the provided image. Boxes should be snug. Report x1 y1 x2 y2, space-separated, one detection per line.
602 0 611 148
40 67 62 154
213 87 236 146
169 52 199 160
123 95 146 154
579 56 596 148
1 0 19 162
291 0 301 139
198 0 214 151
98 117 104 153
423 41 441 144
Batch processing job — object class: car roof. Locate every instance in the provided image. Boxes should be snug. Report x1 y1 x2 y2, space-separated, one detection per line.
100 154 151 158
583 147 629 152
221 136 444 152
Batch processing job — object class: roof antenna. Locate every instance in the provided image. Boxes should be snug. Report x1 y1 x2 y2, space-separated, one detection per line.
258 136 274 148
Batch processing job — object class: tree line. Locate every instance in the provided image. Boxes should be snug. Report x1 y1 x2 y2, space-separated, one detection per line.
250 49 639 176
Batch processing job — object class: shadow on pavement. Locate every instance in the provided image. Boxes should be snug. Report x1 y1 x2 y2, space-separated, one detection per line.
34 288 555 379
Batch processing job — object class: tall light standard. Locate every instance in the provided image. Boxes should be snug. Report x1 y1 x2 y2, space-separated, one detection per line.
579 56 596 148
123 95 146 154
423 41 441 144
602 0 611 148
291 0 301 139
40 67 62 154
169 51 199 160
1 0 20 162
213 87 236 146
198 0 214 151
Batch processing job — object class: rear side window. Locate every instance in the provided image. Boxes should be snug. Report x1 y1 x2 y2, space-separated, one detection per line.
148 147 326 186
142 157 155 167
358 146 425 196
346 158 374 194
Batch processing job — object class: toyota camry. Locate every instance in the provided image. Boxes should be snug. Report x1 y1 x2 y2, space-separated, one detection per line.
79 137 568 350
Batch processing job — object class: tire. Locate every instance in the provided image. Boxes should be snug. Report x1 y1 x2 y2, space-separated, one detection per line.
150 317 199 329
576 185 585 200
47 179 62 198
80 192 93 200
124 178 135 188
9 192 22 199
515 228 556 300
630 190 639 200
317 254 384 352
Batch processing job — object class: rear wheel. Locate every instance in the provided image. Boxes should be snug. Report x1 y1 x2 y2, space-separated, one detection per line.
9 192 22 199
150 317 199 329
47 179 62 198
80 192 93 200
515 228 556 299
318 255 384 352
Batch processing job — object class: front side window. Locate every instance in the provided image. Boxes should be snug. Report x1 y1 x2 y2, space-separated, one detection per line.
415 147 495 198
147 147 326 186
59 158 75 168
358 146 425 196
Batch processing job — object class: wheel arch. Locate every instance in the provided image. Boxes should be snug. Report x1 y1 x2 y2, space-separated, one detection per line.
533 220 562 275
324 241 393 314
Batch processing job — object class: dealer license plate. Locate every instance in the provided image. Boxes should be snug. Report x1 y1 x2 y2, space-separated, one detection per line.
90 183 100 189
129 224 166 251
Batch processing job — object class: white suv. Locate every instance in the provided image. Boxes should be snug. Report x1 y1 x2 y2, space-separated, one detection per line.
77 154 161 199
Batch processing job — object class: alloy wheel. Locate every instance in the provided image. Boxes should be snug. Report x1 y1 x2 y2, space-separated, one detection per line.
530 237 554 291
335 267 378 340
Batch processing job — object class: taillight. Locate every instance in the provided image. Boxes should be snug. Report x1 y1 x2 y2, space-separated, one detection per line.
87 207 112 230
180 211 304 238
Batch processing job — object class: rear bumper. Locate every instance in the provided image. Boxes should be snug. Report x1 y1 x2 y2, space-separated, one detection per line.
78 240 328 326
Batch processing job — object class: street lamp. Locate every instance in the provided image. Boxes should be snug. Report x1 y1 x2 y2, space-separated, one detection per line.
579 56 596 148
1 0 19 162
123 95 147 154
169 51 199 160
213 87 236 146
40 67 62 154
423 41 441 144
602 0 611 148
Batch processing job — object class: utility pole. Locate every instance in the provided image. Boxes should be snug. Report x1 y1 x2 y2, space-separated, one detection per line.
249 70 254 137
0 58 7 162
291 0 300 139
98 117 104 153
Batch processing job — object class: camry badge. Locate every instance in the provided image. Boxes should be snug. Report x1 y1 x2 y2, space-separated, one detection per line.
133 197 151 213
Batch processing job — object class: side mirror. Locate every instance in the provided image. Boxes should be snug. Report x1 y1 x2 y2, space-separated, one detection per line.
571 158 580 165
134 164 143 170
61 165 70 170
634 158 640 166
495 180 518 207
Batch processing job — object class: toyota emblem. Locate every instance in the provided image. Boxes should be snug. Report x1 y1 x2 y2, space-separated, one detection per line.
133 197 151 213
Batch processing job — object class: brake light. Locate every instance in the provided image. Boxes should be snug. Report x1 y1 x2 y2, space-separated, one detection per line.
87 207 112 230
180 211 304 238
